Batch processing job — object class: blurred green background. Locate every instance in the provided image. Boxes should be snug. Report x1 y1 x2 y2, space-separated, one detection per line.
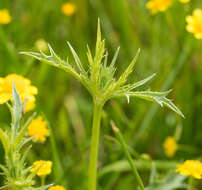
0 0 202 189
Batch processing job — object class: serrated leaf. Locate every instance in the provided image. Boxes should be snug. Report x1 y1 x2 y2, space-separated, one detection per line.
114 48 140 89
20 46 80 81
127 90 184 117
125 73 156 91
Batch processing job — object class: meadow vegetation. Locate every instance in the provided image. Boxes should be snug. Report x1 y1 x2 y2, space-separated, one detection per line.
0 0 202 190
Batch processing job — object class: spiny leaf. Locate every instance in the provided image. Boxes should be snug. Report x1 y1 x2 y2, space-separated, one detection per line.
115 48 140 88
93 39 105 85
20 47 80 81
110 46 120 69
127 90 184 117
103 51 108 68
109 47 119 76
96 18 101 54
86 45 94 67
67 42 86 75
126 73 156 91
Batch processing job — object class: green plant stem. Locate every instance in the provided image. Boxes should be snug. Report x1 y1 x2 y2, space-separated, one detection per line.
88 103 103 190
41 176 46 186
112 122 145 190
188 177 194 190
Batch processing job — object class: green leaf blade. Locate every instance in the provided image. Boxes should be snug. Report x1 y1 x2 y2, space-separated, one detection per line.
125 90 184 117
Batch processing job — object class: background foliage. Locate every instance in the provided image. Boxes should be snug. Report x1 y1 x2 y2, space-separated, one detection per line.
0 0 202 189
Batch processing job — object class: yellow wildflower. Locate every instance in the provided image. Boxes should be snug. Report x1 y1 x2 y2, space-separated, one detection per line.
146 0 172 14
61 2 76 16
179 0 190 3
0 74 38 112
49 185 66 190
31 160 52 176
163 136 177 157
176 160 202 179
28 116 49 143
186 9 202 39
35 39 48 52
0 9 11 24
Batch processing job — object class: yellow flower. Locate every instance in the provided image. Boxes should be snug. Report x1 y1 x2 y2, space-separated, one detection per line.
31 160 52 176
179 0 190 3
0 74 38 112
61 2 76 16
49 185 66 190
35 39 48 52
176 160 202 179
0 9 11 24
146 0 172 14
186 9 202 39
163 136 177 157
28 116 49 142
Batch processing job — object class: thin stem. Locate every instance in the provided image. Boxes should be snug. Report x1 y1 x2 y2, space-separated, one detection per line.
41 176 46 186
188 177 194 190
111 121 145 190
88 103 103 190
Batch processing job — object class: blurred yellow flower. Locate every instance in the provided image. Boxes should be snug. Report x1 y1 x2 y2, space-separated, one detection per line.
49 185 66 190
28 116 49 142
0 9 11 24
146 0 172 14
31 160 52 176
61 2 76 16
163 136 177 157
0 74 38 112
186 9 202 39
35 39 48 52
179 0 190 3
176 160 202 179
